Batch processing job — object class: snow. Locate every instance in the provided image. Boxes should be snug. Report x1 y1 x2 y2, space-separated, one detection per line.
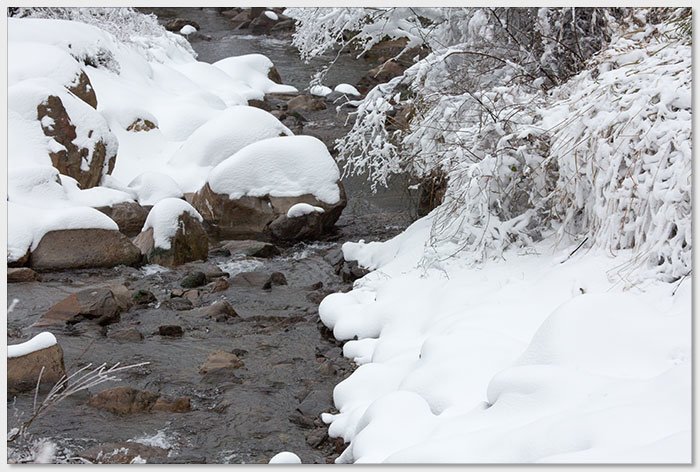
213 54 298 96
179 24 197 35
268 452 301 464
287 203 325 218
208 135 341 204
8 332 58 358
169 106 292 168
310 85 333 97
127 172 184 206
334 83 361 96
142 198 203 250
264 11 279 21
318 215 691 463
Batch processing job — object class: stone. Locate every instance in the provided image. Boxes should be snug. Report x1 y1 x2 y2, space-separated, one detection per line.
306 428 328 448
79 442 168 464
187 262 229 280
7 343 66 394
37 94 116 189
34 285 130 328
30 229 142 271
220 8 242 18
165 18 200 32
230 271 274 289
190 183 347 242
182 289 200 304
158 325 184 337
163 298 193 311
198 300 239 322
208 277 230 293
108 327 144 342
88 386 160 415
286 94 327 113
199 350 244 375
132 289 157 306
7 267 38 283
340 261 370 283
220 240 280 258
249 11 277 35
247 98 272 112
67 70 98 108
228 10 251 28
133 213 208 267
8 250 30 268
180 271 207 288
269 272 288 286
357 60 406 94
267 66 283 84
152 396 191 413
95 202 149 238
297 389 331 416
126 118 157 132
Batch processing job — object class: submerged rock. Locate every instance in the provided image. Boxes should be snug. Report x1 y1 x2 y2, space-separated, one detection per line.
79 442 168 464
88 386 190 416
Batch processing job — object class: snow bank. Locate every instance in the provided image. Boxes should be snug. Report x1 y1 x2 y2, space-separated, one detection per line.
8 332 58 358
287 203 325 218
319 216 691 463
142 198 203 250
334 83 360 96
213 54 298 96
169 106 292 168
268 452 301 464
208 135 341 204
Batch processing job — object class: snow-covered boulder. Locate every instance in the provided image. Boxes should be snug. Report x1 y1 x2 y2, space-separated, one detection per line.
310 85 333 97
213 54 297 95
190 135 346 241
169 106 292 168
269 452 301 464
334 83 361 96
9 80 118 189
8 332 66 394
127 172 184 206
133 198 208 267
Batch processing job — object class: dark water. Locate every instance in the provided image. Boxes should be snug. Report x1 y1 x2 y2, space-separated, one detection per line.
7 8 415 464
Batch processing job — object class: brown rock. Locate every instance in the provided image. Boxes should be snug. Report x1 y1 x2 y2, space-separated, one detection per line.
34 285 130 328
95 202 149 238
229 10 251 28
249 11 277 35
200 350 244 374
231 271 274 289
247 98 272 112
79 442 168 464
158 325 184 337
37 94 116 189
67 70 98 108
190 183 346 241
208 277 230 293
357 60 406 94
30 228 141 271
267 66 283 84
286 94 327 113
108 327 144 342
152 396 191 413
165 18 200 32
198 300 238 321
8 249 30 267
88 387 159 415
7 343 66 394
220 240 280 258
7 267 38 283
126 118 157 132
133 213 208 267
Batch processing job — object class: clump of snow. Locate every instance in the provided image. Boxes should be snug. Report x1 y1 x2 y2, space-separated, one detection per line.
169 106 292 168
318 215 691 463
287 203 325 218
8 332 58 358
310 85 333 97
213 54 298 96
179 24 197 36
264 11 279 21
8 42 83 88
334 83 360 96
142 198 203 250
60 175 134 208
128 172 184 206
269 452 301 464
207 135 341 204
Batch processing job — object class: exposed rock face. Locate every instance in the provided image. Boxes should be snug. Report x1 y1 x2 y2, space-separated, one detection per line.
133 213 208 267
37 94 116 189
286 94 327 113
95 202 149 237
67 70 98 108
357 60 407 94
267 66 283 84
30 229 142 271
190 183 346 242
8 344 66 394
34 285 132 328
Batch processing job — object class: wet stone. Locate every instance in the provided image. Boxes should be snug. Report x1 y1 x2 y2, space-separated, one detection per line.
163 298 193 311
132 289 157 306
108 327 144 342
158 325 184 337
7 267 39 283
180 271 207 288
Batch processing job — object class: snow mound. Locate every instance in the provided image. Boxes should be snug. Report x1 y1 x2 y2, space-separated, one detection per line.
128 172 184 206
142 198 203 250
213 54 298 96
264 11 279 21
8 41 83 87
169 106 292 168
208 135 341 204
287 203 325 218
334 83 360 96
60 175 134 208
8 332 58 358
179 24 197 35
310 85 332 97
268 452 301 464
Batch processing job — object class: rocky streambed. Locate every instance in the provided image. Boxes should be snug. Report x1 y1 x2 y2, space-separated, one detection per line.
7 7 415 464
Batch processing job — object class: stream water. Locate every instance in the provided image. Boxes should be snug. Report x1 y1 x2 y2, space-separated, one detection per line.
7 8 414 464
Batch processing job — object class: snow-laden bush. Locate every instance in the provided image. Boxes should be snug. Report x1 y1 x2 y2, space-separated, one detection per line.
297 7 691 282
12 7 196 63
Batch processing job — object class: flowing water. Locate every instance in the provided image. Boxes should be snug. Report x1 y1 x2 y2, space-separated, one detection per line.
7 8 415 464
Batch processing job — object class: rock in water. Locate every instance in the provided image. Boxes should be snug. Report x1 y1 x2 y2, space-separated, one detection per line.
7 267 38 283
30 228 142 271
133 199 208 267
199 350 244 375
8 336 66 394
34 285 131 328
218 240 280 258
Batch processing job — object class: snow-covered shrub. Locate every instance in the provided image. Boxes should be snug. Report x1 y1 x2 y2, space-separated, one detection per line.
309 7 690 281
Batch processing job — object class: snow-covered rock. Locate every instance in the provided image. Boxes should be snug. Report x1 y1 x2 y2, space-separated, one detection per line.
334 83 361 96
127 172 184 207
269 452 301 464
8 332 66 394
133 198 208 267
310 85 333 97
287 203 325 218
179 24 197 36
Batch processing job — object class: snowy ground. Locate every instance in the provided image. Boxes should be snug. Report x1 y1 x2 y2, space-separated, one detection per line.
319 216 691 463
